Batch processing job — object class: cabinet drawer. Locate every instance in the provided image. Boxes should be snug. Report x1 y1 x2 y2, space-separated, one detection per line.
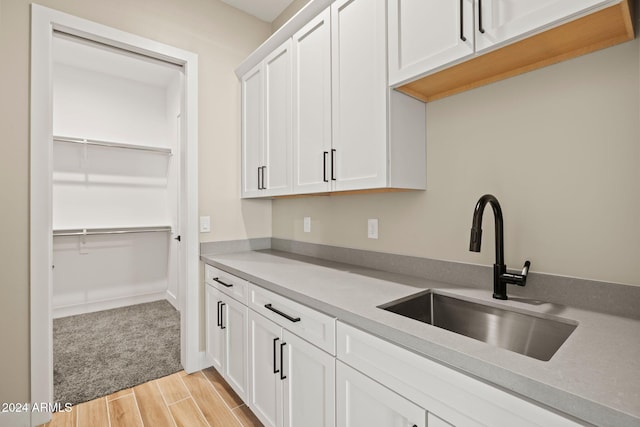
205 264 249 305
249 284 336 355
337 322 584 427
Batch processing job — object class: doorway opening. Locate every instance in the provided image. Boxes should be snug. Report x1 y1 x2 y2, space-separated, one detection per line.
31 5 201 425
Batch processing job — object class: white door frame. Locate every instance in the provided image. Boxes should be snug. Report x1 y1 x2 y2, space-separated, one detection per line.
30 5 201 425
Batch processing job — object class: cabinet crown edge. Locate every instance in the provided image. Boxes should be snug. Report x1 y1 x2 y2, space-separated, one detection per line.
235 0 333 79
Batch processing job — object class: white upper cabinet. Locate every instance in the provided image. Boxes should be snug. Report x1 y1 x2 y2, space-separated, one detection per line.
388 0 474 86
330 0 426 193
475 0 614 51
389 0 615 85
292 0 425 195
264 40 293 196
292 9 332 194
331 0 388 192
241 0 427 198
389 0 630 99
241 40 292 198
241 63 264 198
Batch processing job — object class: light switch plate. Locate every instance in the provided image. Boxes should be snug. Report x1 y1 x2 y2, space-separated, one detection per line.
303 217 311 233
368 218 378 239
199 216 211 233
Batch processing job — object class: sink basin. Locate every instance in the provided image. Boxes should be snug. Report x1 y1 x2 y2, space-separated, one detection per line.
379 291 577 361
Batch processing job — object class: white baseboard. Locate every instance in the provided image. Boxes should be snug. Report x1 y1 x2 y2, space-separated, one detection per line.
165 290 178 310
52 291 166 318
184 350 210 374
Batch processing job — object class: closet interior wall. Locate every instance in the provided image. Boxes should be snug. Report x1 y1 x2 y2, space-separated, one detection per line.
51 33 183 318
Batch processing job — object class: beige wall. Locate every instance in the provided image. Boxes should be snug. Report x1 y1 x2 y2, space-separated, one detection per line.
0 0 270 406
273 36 640 287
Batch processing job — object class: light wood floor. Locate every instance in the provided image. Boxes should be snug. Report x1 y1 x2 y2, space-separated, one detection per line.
40 368 263 427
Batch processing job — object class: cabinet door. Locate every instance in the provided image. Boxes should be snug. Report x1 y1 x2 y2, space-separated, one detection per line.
282 330 335 427
331 0 387 192
241 62 264 198
388 0 474 86
205 285 225 373
264 40 292 197
292 8 332 194
224 296 248 401
336 361 426 427
475 0 611 52
248 310 283 427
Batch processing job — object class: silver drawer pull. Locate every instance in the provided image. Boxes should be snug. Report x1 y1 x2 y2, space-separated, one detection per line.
265 303 301 323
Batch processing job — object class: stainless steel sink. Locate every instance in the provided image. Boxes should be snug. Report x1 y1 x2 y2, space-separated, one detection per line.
379 291 577 361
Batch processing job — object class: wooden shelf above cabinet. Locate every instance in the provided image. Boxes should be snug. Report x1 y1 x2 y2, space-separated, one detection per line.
397 0 635 103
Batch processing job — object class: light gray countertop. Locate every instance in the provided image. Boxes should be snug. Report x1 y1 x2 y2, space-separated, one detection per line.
201 249 640 427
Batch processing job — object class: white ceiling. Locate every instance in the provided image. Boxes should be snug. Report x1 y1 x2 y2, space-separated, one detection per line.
221 0 295 22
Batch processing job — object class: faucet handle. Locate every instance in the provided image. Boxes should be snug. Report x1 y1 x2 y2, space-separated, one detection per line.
521 260 531 277
500 260 531 287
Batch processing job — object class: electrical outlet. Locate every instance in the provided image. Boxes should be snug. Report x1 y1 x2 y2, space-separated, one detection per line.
199 216 211 233
304 217 311 233
367 219 378 239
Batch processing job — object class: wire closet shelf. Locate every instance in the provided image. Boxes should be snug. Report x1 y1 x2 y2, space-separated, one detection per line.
53 226 172 237
53 135 173 155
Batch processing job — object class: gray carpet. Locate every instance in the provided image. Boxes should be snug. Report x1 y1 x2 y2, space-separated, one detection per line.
54 300 182 406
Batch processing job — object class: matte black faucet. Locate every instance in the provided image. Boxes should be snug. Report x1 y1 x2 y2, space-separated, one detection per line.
469 194 531 300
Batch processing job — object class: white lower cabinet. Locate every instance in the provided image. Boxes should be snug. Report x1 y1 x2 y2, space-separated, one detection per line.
205 284 248 401
283 330 335 427
205 285 225 372
247 309 283 427
248 309 336 427
337 361 425 427
337 321 584 427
